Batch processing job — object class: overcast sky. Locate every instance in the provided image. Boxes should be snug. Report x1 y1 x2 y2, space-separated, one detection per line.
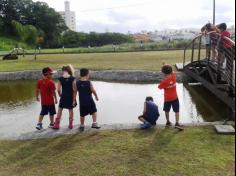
33 0 235 33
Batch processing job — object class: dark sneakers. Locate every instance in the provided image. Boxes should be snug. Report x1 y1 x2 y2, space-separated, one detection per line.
166 121 172 128
141 121 152 129
79 125 85 132
36 123 43 130
91 123 101 129
48 123 54 129
175 123 184 131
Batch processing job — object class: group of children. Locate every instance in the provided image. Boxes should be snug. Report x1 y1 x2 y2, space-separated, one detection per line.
201 22 233 67
36 64 183 131
36 66 100 132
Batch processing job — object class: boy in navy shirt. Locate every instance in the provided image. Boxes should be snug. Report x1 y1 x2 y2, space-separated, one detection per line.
76 68 101 132
138 97 160 129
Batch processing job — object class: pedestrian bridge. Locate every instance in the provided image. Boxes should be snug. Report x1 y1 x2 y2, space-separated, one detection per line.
182 31 235 118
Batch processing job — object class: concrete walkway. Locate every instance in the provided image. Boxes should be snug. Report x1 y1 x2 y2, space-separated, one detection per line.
1 121 234 141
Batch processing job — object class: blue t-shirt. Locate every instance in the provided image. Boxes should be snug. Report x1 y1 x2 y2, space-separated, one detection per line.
145 101 160 125
76 80 95 106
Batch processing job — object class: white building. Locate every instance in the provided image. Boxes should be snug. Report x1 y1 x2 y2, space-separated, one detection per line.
59 1 76 31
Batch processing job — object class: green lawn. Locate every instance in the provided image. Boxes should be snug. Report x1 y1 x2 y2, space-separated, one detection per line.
0 127 234 176
0 50 202 72
0 36 31 51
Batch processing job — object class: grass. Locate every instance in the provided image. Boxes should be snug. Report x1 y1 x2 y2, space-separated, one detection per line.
0 50 203 72
0 35 31 51
0 126 234 176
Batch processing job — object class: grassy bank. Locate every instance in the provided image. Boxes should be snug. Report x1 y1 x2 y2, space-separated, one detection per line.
0 36 31 51
0 50 202 72
0 126 234 176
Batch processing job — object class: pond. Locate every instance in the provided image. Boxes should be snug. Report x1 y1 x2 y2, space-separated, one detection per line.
0 80 230 139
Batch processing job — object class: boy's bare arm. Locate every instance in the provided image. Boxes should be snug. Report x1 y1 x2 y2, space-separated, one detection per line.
36 88 40 101
91 83 99 101
143 102 147 115
72 80 77 104
57 82 62 97
54 91 58 104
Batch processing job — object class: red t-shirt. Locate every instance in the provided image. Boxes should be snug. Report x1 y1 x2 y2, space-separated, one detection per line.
158 73 178 102
37 78 56 106
221 31 232 48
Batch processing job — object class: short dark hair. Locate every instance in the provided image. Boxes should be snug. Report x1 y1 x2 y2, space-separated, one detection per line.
80 68 89 77
146 96 154 102
205 23 212 30
161 65 173 75
42 67 51 76
218 23 227 31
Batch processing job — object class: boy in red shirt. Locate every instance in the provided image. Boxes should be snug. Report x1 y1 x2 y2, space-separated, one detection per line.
158 65 183 130
36 67 58 130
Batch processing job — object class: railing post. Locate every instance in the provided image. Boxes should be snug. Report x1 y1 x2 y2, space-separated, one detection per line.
198 36 202 63
191 39 195 64
183 50 186 67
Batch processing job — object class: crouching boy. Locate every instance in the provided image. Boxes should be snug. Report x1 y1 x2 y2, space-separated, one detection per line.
138 97 160 129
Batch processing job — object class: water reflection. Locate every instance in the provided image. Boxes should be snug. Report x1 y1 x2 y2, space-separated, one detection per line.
184 84 231 122
0 81 35 107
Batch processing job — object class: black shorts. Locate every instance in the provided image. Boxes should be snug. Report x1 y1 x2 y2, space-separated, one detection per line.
40 105 56 116
164 99 180 113
80 105 97 117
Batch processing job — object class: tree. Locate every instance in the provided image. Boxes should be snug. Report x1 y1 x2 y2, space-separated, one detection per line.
0 17 3 33
0 0 67 47
11 20 25 41
24 25 38 45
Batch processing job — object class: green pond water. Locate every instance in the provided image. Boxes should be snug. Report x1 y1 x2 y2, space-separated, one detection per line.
0 80 230 139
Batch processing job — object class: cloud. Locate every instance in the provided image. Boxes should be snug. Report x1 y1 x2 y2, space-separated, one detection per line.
33 0 235 32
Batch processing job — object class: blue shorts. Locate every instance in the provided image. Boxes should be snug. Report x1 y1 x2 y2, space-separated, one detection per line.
40 105 56 116
164 99 180 113
138 114 157 126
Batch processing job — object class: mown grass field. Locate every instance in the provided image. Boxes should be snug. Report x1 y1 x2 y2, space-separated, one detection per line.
0 127 234 176
0 50 203 72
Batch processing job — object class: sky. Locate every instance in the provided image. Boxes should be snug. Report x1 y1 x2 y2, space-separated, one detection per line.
33 0 235 33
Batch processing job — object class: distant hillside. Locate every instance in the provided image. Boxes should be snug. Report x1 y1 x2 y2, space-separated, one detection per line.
0 35 32 51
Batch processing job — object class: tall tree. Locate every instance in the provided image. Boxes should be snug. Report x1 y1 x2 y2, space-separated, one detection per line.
0 0 67 47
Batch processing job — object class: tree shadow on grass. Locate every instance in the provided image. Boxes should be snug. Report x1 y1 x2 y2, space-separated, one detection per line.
4 130 101 172
129 128 183 166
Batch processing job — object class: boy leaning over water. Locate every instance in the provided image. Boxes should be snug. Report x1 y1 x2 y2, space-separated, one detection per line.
36 67 58 130
158 65 183 130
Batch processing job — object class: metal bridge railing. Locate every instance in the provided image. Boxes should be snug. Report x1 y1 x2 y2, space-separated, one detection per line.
183 31 235 97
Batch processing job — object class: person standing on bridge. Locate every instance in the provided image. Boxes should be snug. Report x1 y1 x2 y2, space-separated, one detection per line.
201 23 219 62
158 65 183 130
217 23 233 68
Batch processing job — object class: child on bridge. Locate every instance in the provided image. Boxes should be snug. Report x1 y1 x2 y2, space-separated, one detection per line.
53 65 77 130
36 67 57 130
76 68 101 132
138 97 160 129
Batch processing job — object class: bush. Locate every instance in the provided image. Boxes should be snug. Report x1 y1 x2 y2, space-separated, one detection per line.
11 20 25 41
24 25 38 45
0 18 3 33
11 20 38 45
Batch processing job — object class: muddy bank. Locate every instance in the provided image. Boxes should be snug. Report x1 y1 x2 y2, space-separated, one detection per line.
0 70 189 83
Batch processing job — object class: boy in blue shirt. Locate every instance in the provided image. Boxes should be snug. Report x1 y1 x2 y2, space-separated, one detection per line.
76 68 101 132
138 97 160 129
